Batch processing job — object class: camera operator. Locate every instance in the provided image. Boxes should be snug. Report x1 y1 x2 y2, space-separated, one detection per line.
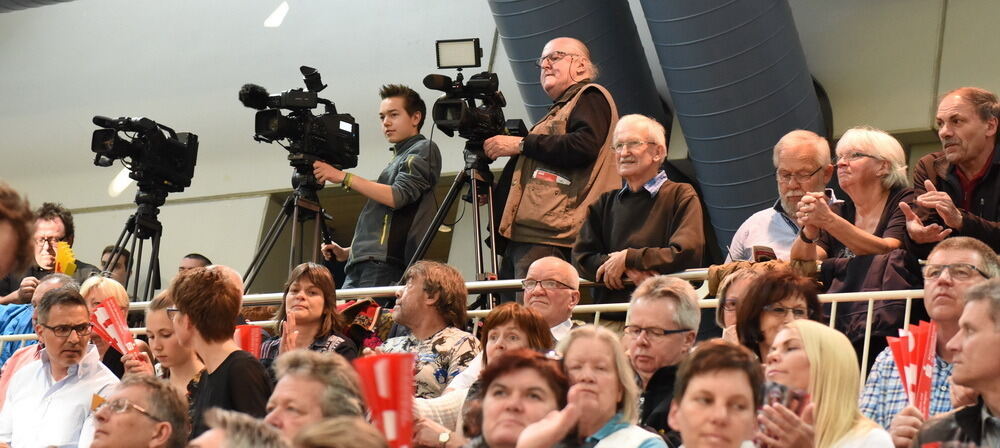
484 37 621 283
314 84 442 293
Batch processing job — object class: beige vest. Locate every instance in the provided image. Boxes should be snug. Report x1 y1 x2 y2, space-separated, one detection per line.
499 83 621 247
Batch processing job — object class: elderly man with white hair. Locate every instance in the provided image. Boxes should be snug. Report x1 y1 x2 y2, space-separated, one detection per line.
573 114 704 328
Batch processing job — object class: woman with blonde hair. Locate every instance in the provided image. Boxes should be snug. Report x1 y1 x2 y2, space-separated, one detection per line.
517 325 666 448
80 275 135 377
762 319 891 447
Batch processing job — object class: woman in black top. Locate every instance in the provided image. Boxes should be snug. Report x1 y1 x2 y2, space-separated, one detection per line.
171 266 273 438
259 262 358 365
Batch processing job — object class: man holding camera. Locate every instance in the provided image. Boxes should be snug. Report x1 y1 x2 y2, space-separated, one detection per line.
484 37 621 282
315 85 442 293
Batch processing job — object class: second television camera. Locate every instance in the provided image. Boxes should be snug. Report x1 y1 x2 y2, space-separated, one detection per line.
239 66 360 177
423 38 526 148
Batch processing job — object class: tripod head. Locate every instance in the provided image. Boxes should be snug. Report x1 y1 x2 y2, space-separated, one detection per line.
131 186 168 239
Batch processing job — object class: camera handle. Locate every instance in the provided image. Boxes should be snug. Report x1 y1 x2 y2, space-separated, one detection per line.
405 142 504 309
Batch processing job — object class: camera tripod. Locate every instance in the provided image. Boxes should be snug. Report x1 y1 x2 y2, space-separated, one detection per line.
104 189 167 302
242 157 333 292
407 142 501 308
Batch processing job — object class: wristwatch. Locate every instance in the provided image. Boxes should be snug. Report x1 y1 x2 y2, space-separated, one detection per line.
438 430 451 447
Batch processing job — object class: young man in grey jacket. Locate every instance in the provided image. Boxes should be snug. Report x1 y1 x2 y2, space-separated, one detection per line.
315 84 442 298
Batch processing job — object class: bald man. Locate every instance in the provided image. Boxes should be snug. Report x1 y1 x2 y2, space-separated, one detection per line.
485 37 621 284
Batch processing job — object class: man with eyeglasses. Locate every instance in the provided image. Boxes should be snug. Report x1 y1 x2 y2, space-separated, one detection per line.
0 202 99 305
901 87 1000 252
86 376 189 448
622 275 700 440
448 256 582 391
484 36 621 284
728 129 834 262
860 236 1000 448
573 114 704 328
0 288 118 447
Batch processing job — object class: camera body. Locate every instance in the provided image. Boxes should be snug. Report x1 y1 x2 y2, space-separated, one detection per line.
91 116 199 193
426 71 509 143
240 66 360 171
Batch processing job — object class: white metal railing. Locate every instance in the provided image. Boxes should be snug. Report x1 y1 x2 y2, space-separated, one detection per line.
0 270 922 383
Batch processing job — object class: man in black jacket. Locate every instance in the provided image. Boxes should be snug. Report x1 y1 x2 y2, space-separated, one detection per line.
902 87 1000 251
914 278 1000 446
622 275 700 442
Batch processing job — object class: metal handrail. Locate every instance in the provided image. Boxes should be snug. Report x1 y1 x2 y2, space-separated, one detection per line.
3 272 923 384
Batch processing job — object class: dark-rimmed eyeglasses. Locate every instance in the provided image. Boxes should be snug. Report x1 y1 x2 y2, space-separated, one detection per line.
40 322 91 338
922 263 990 281
165 307 180 321
776 165 823 184
522 279 573 291
94 397 164 422
623 325 691 339
534 50 579 68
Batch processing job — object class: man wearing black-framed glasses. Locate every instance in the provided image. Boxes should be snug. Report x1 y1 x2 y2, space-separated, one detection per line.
622 275 701 441
0 288 118 447
0 202 100 305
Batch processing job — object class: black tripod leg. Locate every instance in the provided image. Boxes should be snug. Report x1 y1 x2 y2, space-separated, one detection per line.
405 169 470 271
289 199 301 272
243 210 292 291
468 169 486 277
143 231 162 302
243 197 293 285
133 237 144 298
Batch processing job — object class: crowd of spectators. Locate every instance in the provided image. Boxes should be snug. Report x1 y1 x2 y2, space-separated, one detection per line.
1 36 999 448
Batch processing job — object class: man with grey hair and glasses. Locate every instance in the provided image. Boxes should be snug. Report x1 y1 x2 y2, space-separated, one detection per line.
860 236 999 448
573 114 704 329
728 129 834 261
622 275 701 440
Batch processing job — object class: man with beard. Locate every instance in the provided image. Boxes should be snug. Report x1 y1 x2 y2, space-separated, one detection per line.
727 129 834 261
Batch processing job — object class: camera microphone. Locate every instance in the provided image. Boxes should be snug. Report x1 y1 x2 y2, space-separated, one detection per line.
239 84 271 110
423 74 453 92
93 115 117 128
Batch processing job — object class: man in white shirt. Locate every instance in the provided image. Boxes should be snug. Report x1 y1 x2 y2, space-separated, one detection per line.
727 129 833 261
0 288 119 447
449 256 581 390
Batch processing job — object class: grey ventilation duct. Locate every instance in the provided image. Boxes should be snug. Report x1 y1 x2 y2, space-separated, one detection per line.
488 0 668 124
0 0 76 12
639 0 827 252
